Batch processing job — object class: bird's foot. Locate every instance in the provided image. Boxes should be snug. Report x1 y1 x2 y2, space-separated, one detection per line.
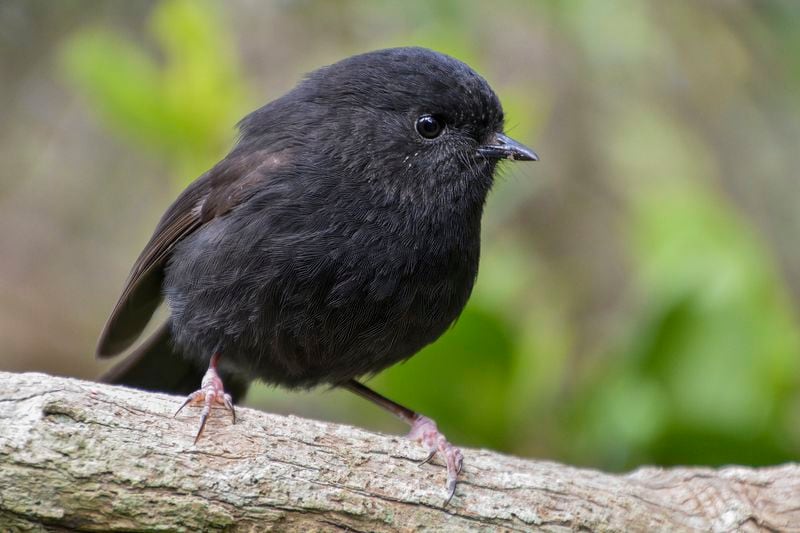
408 414 463 505
174 353 235 444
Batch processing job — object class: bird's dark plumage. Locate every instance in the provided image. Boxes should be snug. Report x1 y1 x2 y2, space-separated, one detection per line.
97 47 537 502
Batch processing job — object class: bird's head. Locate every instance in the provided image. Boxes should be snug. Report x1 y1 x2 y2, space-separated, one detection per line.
239 47 537 207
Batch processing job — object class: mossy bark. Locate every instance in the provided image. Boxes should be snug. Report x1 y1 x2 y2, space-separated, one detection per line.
1 372 798 532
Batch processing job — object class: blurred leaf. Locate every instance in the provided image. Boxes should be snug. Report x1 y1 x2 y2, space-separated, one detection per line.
60 0 251 181
568 182 800 469
61 29 166 143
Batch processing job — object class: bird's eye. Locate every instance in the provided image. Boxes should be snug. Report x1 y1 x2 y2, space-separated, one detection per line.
415 114 444 139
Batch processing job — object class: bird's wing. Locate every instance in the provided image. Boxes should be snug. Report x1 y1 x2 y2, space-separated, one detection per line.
96 148 283 357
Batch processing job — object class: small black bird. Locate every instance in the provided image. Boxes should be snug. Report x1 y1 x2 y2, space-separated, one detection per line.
97 47 537 504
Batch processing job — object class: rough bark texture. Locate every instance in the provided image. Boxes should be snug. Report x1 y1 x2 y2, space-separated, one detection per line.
1 371 798 532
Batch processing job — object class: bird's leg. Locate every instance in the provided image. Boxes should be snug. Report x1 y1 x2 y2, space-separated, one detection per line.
174 352 236 444
342 379 463 505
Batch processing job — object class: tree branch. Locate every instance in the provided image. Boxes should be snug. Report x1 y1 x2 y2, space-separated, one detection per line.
1 371 797 532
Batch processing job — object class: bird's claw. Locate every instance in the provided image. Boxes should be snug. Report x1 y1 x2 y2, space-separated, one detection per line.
174 360 235 444
418 449 436 467
408 415 464 505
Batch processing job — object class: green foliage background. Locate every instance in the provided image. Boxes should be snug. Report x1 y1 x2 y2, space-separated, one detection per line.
3 0 799 471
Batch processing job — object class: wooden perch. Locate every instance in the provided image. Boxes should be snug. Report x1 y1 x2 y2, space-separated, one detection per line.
1 371 798 532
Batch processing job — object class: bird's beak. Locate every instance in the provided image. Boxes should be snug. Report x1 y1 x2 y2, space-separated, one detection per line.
477 133 539 162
